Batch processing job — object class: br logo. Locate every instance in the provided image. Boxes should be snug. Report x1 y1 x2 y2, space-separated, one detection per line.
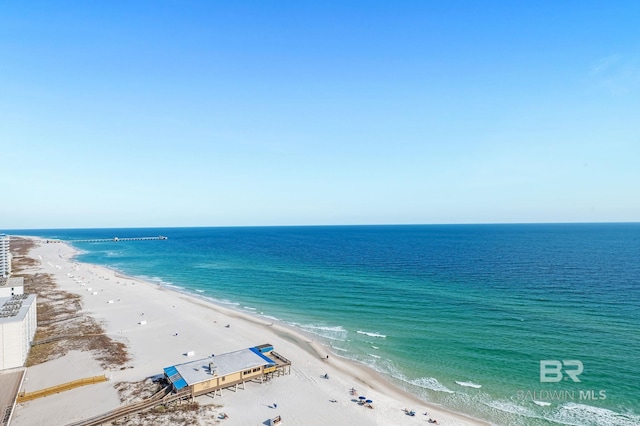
540 360 583 382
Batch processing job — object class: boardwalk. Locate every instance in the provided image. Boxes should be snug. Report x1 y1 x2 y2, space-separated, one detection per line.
17 375 108 403
46 236 168 244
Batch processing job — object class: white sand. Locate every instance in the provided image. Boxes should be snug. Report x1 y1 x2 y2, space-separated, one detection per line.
12 239 487 426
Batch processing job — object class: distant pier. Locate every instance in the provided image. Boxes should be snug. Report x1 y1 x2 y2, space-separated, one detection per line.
46 236 168 243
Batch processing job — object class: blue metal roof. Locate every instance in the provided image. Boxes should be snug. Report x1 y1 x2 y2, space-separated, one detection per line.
163 366 188 390
250 347 276 365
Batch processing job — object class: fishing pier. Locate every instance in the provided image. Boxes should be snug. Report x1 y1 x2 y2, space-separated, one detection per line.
46 236 168 243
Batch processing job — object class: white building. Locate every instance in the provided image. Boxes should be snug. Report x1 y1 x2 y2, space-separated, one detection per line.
0 234 10 278
0 277 24 298
0 294 37 370
0 236 37 371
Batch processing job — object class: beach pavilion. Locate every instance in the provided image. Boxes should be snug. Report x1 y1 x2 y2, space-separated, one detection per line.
163 344 291 399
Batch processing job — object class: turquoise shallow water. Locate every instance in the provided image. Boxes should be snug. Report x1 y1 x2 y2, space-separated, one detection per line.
8 224 640 425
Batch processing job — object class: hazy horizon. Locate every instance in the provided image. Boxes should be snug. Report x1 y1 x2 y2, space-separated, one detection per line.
4 221 640 233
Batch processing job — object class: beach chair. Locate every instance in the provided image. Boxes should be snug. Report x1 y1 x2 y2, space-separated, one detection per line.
269 415 282 425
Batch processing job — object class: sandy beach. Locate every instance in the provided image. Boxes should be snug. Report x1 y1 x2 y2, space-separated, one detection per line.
12 238 486 426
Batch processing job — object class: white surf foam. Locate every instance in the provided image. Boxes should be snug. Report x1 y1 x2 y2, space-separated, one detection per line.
455 381 482 389
203 296 240 307
139 275 175 287
484 399 537 417
299 324 348 341
165 284 185 290
356 330 387 338
410 377 454 394
549 402 640 426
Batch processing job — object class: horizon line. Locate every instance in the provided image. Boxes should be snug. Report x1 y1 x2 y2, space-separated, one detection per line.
3 220 640 232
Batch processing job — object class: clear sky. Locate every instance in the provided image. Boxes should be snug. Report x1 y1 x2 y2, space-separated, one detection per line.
1 1 639 229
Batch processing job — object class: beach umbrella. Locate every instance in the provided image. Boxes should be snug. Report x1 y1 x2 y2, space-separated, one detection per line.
366 399 373 404
359 396 366 400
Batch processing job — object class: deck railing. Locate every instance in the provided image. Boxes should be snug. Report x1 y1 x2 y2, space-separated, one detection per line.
17 375 108 403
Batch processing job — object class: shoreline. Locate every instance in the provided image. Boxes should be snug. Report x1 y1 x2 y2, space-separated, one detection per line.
13 237 488 425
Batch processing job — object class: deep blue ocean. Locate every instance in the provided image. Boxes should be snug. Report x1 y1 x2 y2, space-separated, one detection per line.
7 224 640 425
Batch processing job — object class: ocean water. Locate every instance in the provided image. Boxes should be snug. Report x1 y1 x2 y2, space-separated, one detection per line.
8 224 640 426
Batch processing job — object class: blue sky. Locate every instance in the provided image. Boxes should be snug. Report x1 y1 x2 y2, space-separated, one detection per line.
1 1 639 228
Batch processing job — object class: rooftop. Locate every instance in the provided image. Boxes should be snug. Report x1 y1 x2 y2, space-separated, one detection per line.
0 294 36 323
0 277 24 288
164 346 276 390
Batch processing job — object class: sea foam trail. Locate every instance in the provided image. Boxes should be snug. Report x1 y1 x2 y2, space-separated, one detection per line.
410 377 454 394
549 402 640 426
483 399 538 417
139 275 175 287
455 381 482 388
298 324 348 341
356 330 387 338
165 284 185 290
203 296 240 307
261 315 280 321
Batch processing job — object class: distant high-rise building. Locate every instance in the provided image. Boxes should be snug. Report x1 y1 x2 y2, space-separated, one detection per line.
0 236 36 372
0 293 37 370
0 234 10 278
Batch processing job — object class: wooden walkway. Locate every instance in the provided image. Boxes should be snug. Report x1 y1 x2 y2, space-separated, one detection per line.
66 386 184 426
17 375 108 403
